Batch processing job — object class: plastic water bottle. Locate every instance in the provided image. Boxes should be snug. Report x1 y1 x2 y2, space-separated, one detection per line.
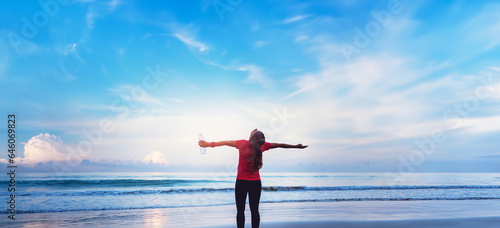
199 133 206 155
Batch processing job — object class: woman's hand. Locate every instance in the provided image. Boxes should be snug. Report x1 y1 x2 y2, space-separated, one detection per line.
198 140 210 148
296 144 308 149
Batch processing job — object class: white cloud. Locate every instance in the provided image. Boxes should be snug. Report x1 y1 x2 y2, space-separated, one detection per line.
463 4 500 51
197 58 274 89
278 35 500 153
18 133 68 166
56 43 84 62
84 0 124 30
57 43 77 55
459 116 500 134
70 99 281 167
108 84 168 107
490 66 500 72
106 0 122 11
173 33 209 52
86 11 96 29
197 58 231 70
143 151 169 165
166 97 185 103
294 35 310 43
254 40 269 48
239 64 272 88
283 15 311 24
61 67 77 81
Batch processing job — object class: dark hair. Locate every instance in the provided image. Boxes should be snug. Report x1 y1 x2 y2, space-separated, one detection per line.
249 131 265 173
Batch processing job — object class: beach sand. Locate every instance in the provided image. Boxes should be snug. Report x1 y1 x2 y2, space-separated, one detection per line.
5 200 500 227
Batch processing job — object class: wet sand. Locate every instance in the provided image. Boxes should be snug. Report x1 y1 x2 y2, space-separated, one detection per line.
4 200 500 227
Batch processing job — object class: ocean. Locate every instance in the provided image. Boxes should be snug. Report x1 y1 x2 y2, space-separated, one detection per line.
2 172 500 214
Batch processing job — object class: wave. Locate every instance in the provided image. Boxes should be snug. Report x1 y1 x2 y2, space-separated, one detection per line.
0 179 228 188
261 196 500 203
15 188 235 196
8 185 500 197
264 185 500 191
5 176 500 191
4 197 500 214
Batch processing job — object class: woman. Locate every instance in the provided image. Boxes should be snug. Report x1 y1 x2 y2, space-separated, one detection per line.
198 129 307 228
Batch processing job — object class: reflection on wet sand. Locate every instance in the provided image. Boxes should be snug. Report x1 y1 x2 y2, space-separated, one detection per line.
143 208 168 227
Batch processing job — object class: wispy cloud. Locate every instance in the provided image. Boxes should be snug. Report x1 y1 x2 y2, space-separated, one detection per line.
239 64 272 88
106 0 123 11
56 43 84 62
173 33 209 52
108 85 168 107
459 116 500 134
57 43 77 55
196 58 273 89
86 11 97 29
4 0 500 172
61 67 78 81
281 50 500 161
166 97 185 103
254 40 269 48
283 14 311 24
463 3 500 51
84 0 124 30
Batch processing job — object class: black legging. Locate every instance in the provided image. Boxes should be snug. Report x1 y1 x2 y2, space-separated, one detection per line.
235 179 262 228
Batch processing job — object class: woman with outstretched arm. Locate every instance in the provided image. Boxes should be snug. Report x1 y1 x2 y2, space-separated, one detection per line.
198 128 307 228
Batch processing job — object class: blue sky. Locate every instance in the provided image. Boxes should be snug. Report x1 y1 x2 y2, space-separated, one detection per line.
1 0 499 173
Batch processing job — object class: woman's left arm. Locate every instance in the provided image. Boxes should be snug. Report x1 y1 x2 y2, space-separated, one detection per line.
269 143 308 149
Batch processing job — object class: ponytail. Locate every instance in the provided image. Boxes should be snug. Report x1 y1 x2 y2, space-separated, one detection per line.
249 131 265 173
252 146 263 173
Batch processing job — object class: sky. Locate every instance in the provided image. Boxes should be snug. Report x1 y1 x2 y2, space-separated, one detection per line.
1 0 499 174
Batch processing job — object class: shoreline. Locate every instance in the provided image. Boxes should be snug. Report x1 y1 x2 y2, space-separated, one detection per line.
208 217 500 228
4 200 500 227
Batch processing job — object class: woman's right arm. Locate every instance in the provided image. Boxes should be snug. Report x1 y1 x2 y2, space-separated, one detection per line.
199 140 237 148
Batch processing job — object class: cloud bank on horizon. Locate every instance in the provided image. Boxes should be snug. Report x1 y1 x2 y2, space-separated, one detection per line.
1 0 500 173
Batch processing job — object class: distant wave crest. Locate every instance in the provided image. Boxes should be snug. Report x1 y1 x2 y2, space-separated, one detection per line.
4 196 500 214
0 179 227 188
8 185 500 197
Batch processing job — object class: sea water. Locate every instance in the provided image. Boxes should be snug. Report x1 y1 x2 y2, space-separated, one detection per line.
1 172 499 214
